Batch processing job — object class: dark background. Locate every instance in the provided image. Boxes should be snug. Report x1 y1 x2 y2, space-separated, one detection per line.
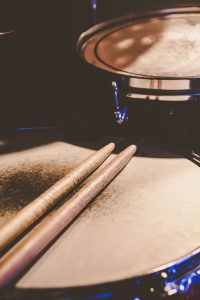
0 0 199 135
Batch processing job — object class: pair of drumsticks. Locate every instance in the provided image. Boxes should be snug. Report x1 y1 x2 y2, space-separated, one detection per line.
0 143 136 288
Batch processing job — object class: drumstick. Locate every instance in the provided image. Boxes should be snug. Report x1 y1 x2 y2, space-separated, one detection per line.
0 143 115 252
0 145 136 288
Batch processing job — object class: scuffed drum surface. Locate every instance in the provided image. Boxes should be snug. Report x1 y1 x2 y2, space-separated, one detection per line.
7 142 199 288
84 13 200 77
0 141 94 226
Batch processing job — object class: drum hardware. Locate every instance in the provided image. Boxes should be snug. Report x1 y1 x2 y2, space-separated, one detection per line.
162 144 200 167
192 151 200 163
112 79 200 126
142 131 200 167
162 147 200 167
113 81 128 125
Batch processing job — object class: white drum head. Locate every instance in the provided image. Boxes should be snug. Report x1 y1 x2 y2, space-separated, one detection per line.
3 141 197 289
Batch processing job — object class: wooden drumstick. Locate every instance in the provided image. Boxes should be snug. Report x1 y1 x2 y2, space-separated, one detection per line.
0 145 136 288
0 143 115 252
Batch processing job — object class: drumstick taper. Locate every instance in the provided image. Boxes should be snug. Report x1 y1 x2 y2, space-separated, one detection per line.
0 143 115 252
0 145 136 288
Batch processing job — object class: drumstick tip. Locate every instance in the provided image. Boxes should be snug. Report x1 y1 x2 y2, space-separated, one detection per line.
124 144 137 156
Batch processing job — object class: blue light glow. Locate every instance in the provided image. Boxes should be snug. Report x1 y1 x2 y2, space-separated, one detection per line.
92 292 112 299
91 0 97 23
113 81 128 124
135 279 141 286
113 81 120 110
169 267 176 274
92 0 97 9
165 265 200 295
15 126 53 131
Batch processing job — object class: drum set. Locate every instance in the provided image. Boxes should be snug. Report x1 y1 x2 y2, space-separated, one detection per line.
0 1 200 299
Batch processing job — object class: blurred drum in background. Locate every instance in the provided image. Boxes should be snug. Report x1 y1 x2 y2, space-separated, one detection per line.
78 3 200 143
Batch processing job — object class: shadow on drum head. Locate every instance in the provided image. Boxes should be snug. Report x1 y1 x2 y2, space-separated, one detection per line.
0 127 193 159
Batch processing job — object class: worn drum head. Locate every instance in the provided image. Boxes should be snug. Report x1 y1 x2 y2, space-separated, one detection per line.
0 131 200 297
78 6 200 96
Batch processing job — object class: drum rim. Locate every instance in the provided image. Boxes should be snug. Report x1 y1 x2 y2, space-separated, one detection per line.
11 246 200 299
0 28 19 37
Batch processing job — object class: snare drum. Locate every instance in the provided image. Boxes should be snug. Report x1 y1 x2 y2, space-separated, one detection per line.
0 130 200 299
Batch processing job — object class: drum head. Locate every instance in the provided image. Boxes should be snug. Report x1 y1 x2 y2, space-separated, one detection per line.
78 6 200 79
1 132 198 289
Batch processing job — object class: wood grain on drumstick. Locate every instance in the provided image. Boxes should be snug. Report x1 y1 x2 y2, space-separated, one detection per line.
0 143 115 252
0 145 136 288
